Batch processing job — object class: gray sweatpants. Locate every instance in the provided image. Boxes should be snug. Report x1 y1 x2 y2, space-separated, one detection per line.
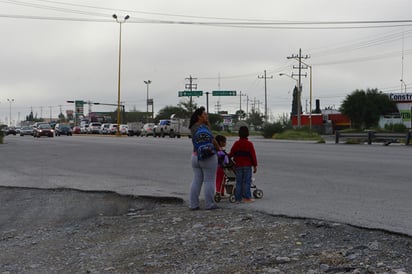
189 154 218 209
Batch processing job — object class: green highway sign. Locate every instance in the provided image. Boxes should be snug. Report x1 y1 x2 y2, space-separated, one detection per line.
212 90 237 96
178 90 203 97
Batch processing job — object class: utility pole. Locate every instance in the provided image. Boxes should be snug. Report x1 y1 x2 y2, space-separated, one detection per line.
297 59 313 129
205 92 210 113
144 80 151 122
287 48 309 128
185 75 197 112
239 91 246 120
246 95 249 119
258 70 273 124
214 101 221 113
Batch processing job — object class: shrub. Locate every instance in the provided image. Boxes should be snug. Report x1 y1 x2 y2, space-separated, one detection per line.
262 122 284 138
275 128 324 142
384 123 408 133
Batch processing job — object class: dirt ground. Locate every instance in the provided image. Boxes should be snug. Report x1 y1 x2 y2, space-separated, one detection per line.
1 186 411 273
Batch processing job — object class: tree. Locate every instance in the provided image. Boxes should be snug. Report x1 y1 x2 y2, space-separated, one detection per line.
178 100 197 114
291 86 302 116
26 111 34 122
25 111 43 122
58 113 66 122
126 110 146 123
235 109 246 120
340 88 398 129
208 113 222 131
246 109 264 127
155 105 191 121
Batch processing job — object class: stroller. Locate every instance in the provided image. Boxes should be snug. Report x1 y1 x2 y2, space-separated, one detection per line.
214 154 263 203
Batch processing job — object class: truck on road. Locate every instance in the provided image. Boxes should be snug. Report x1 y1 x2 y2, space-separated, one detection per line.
127 122 143 136
154 115 190 138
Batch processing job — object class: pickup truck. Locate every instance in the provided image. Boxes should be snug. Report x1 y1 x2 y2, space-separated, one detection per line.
154 118 190 138
127 122 143 136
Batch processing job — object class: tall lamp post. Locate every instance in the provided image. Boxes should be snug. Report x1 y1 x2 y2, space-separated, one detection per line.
279 73 300 127
7 98 14 126
113 14 130 136
144 80 151 122
401 79 407 93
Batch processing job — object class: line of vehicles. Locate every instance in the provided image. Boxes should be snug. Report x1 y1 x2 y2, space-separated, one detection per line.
2 116 191 138
74 116 191 138
1 122 70 138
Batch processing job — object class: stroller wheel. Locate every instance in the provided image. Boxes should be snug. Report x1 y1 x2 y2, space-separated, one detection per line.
214 193 221 203
229 195 236 203
253 189 264 199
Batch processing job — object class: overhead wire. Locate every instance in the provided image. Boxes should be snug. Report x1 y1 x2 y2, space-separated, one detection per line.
310 29 412 57
1 0 411 104
2 0 412 29
0 0 110 18
2 0 411 68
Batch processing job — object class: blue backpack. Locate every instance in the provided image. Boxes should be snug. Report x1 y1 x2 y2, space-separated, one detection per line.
193 125 216 160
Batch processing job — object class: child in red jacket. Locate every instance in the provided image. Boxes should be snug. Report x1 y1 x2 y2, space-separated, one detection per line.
229 126 257 203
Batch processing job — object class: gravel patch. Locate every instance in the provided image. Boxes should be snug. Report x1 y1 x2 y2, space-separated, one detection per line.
0 187 411 273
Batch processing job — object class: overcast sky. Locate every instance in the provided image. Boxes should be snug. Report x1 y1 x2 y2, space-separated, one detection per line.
1 0 412 125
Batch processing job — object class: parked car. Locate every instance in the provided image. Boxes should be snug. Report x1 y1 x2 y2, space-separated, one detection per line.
55 123 72 136
4 127 17 136
127 122 143 136
100 123 111 134
19 126 33 136
141 123 155 137
72 126 81 134
119 124 128 135
87 122 102 134
109 124 118 134
33 123 54 137
80 124 89 134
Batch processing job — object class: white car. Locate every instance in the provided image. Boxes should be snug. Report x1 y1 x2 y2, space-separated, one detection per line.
141 123 155 137
100 123 111 134
119 124 128 135
87 122 102 134
109 124 118 135
80 124 89 134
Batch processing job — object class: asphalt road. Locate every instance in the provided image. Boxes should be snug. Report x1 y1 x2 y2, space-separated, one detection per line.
1 134 411 236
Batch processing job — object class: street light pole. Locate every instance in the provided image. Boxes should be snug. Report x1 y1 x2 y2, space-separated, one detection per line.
144 80 151 122
7 98 14 126
113 14 130 136
401 79 407 93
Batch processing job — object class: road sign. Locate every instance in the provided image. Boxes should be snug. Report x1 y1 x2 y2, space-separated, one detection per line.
212 90 236 96
178 90 203 97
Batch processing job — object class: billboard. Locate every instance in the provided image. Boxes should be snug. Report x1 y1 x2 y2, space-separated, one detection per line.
388 93 412 128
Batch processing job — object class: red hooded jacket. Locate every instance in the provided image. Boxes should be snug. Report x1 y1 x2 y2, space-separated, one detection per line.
229 137 257 167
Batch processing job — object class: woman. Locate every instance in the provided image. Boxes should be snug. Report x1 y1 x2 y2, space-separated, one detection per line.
188 107 221 210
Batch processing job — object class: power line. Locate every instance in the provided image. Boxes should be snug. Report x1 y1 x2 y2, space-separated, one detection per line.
9 0 412 28
2 8 412 30
1 0 109 18
313 48 412 66
258 70 273 123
